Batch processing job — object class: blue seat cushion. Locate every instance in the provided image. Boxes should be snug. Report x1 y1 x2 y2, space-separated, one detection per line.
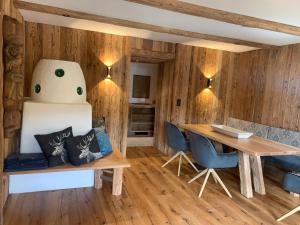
264 155 300 172
209 152 239 169
283 173 300 194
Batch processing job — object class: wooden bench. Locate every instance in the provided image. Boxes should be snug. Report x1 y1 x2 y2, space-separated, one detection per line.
4 145 130 196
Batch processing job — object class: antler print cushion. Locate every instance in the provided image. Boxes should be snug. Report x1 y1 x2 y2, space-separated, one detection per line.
65 129 102 166
35 127 73 167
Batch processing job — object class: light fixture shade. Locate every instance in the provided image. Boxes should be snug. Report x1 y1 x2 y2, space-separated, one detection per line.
207 78 212 89
31 59 87 103
106 66 112 79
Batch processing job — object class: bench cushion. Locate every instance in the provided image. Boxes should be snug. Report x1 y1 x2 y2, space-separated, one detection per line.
227 118 269 138
66 129 102 166
283 173 300 194
35 127 73 167
267 126 300 148
227 118 300 172
264 155 300 172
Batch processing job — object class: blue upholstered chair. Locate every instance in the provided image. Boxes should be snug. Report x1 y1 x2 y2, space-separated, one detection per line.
277 173 300 221
162 122 199 176
188 131 238 198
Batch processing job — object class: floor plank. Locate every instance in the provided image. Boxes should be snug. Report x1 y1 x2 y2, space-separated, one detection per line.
4 146 300 225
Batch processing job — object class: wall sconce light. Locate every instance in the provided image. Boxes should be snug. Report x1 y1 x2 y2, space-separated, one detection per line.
207 78 212 89
106 66 112 79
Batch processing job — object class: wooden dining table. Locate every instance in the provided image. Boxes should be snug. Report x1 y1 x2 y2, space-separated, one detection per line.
180 124 300 198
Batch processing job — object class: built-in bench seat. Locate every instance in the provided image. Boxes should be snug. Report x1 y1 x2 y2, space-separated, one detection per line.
4 145 130 195
227 118 300 172
264 155 300 172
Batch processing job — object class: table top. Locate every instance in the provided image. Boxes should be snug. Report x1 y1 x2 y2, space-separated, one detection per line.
181 124 300 156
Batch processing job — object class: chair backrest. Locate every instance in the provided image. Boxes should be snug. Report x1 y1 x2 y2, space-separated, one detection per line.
188 131 218 168
164 122 188 152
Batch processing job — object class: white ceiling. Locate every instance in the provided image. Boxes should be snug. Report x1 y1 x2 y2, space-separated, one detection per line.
20 0 300 52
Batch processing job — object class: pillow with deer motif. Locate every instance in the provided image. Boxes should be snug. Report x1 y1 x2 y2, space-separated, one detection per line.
34 127 73 167
65 129 102 166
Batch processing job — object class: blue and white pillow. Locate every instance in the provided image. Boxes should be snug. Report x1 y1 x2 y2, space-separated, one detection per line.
94 127 112 156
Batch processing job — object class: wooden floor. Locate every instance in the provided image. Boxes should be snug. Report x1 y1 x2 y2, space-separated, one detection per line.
4 147 300 225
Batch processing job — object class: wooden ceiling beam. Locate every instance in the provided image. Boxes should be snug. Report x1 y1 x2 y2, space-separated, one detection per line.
131 48 175 63
126 0 300 37
14 0 274 49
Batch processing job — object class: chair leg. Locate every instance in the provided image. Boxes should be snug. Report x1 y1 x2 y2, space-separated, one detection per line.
212 175 218 184
162 152 180 168
178 154 182 176
188 169 208 184
211 170 232 198
181 152 199 173
198 169 211 198
277 205 300 222
290 192 300 198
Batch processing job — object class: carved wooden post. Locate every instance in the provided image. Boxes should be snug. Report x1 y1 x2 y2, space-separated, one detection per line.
3 32 24 139
0 2 24 224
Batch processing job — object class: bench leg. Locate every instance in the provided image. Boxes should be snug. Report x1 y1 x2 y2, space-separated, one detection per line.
239 152 253 198
290 192 300 198
94 169 103 189
112 168 123 196
250 156 266 195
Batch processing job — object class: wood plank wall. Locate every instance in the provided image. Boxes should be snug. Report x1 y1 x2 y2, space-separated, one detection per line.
24 22 130 154
154 44 235 154
187 47 235 124
230 44 300 131
154 61 174 153
18 22 300 156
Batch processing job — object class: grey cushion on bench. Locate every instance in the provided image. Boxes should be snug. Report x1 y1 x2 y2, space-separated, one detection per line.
267 126 300 148
282 173 300 194
227 118 300 171
264 155 300 172
264 126 300 171
227 118 270 138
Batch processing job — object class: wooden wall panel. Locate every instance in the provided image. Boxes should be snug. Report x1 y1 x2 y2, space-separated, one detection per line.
154 61 174 154
24 22 130 154
170 44 193 124
186 48 229 124
230 44 300 131
155 44 235 154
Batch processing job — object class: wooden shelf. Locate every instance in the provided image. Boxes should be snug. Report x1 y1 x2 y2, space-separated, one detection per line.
131 122 154 125
129 104 155 108
128 104 155 137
